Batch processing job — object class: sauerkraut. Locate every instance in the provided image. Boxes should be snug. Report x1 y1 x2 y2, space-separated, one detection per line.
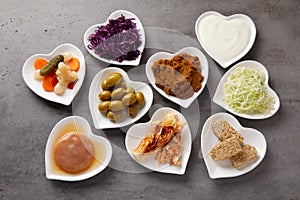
224 67 274 114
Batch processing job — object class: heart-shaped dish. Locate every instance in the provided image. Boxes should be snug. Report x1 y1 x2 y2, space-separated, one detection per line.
195 11 256 68
213 60 280 119
45 116 112 181
145 47 209 108
201 112 267 179
89 67 153 129
83 10 145 66
22 43 86 106
125 107 192 175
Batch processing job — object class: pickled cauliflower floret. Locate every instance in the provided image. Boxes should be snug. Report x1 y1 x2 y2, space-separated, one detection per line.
54 84 67 96
63 52 73 62
56 62 77 86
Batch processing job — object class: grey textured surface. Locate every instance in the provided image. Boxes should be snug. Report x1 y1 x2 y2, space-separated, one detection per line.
1 0 300 199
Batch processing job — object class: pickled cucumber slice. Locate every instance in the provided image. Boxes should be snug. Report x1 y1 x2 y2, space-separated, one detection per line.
39 55 64 76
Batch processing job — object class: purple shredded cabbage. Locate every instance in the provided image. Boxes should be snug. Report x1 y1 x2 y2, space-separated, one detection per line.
87 15 142 63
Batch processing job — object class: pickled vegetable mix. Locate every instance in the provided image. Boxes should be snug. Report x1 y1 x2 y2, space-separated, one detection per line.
224 67 274 114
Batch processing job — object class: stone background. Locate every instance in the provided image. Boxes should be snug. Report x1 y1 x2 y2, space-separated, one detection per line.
0 0 299 199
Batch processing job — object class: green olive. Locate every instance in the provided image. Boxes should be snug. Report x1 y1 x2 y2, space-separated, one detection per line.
115 81 127 89
98 91 111 101
122 93 137 106
136 92 145 106
106 73 122 87
128 103 138 118
101 79 111 91
109 72 123 78
110 100 125 112
111 88 126 100
126 87 135 94
98 101 111 114
107 111 123 122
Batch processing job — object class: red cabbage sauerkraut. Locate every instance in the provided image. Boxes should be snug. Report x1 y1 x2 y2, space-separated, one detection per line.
87 15 142 63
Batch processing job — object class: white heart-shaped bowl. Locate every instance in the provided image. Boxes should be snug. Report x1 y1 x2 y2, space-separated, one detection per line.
83 10 145 66
201 112 267 179
213 60 280 119
22 43 86 106
125 107 192 175
145 47 209 108
195 11 256 68
45 116 112 181
89 67 153 129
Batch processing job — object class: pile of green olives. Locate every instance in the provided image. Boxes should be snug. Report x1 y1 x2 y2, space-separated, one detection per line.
98 72 145 122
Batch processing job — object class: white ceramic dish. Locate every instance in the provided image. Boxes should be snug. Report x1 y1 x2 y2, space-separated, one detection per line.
145 47 209 108
213 60 280 119
83 10 145 66
89 67 153 129
45 116 112 181
22 43 86 106
125 107 192 175
201 112 267 179
195 11 256 68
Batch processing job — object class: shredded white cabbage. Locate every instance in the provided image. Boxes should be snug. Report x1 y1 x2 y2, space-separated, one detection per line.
224 67 274 114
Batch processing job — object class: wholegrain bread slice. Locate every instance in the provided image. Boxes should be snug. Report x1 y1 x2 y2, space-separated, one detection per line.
212 120 244 142
230 145 257 168
210 137 242 161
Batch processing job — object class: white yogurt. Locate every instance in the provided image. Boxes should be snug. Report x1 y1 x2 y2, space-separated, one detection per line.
199 15 251 64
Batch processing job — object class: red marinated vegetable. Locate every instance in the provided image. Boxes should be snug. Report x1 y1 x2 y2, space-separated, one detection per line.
87 15 142 63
